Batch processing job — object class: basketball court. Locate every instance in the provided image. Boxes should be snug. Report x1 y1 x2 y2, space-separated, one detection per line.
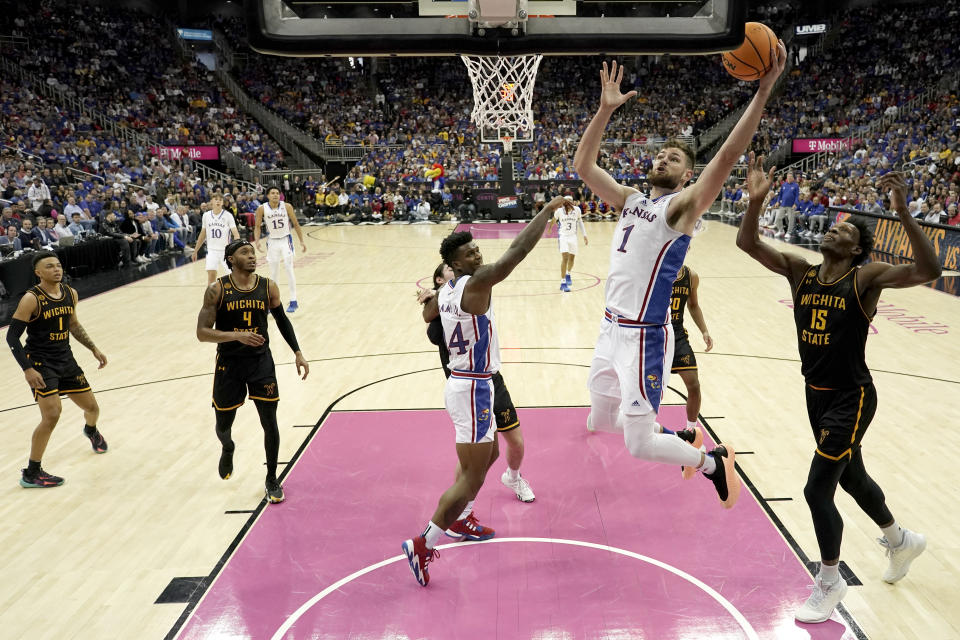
1 0 959 638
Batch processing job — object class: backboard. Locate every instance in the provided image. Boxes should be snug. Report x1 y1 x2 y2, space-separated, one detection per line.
246 0 748 57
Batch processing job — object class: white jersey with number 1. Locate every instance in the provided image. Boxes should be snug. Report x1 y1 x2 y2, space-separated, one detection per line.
264 202 291 240
202 210 237 252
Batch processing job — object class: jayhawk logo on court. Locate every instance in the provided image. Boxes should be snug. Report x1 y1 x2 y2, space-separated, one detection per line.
479 408 490 422
263 382 277 397
646 374 660 390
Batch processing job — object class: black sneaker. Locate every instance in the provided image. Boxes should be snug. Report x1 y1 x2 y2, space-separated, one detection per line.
703 444 740 509
219 448 234 480
84 428 108 454
677 426 702 480
265 479 285 504
20 467 65 488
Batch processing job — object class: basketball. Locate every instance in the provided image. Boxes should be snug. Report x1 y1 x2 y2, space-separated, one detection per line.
721 22 778 81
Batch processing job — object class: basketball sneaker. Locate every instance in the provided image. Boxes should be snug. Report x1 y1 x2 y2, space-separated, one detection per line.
560 282 570 292
564 273 572 286
878 529 926 583
703 444 740 508
795 573 847 624
20 467 64 488
501 470 536 502
265 479 285 503
401 536 438 586
286 300 298 313
677 426 703 480
445 513 496 541
84 428 108 454
218 447 234 480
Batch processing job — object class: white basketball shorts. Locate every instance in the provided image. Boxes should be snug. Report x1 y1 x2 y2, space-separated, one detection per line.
445 371 496 444
205 248 225 272
267 236 294 263
558 235 578 255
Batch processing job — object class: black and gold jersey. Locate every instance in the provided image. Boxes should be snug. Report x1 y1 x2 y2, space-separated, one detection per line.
216 274 271 356
793 265 872 388
24 283 75 361
670 265 691 328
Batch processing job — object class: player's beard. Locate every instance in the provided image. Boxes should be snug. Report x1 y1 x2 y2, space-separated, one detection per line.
648 171 681 190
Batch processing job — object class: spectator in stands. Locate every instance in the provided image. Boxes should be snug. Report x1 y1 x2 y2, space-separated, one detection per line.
53 214 74 241
101 211 139 266
68 213 86 237
947 203 960 226
773 171 800 239
2 206 21 230
27 177 50 211
18 219 41 250
0 224 22 251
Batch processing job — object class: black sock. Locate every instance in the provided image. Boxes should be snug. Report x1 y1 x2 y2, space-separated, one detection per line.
215 409 238 452
254 400 280 483
84 424 97 436
27 459 41 474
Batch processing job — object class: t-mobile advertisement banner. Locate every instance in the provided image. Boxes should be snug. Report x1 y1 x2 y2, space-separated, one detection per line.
150 146 220 161
792 138 861 153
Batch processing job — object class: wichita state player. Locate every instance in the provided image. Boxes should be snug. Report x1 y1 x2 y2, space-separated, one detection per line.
196 240 309 504
667 264 713 440
737 156 936 624
5 251 108 488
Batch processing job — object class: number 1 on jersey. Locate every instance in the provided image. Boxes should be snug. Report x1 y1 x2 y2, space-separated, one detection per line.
447 323 470 355
617 225 635 253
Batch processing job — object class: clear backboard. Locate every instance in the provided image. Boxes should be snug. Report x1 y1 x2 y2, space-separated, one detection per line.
246 0 748 57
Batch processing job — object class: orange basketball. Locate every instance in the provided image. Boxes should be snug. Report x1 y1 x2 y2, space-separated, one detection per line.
721 22 778 81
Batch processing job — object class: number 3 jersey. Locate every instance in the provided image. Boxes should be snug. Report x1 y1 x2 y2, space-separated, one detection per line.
606 191 690 324
438 275 501 374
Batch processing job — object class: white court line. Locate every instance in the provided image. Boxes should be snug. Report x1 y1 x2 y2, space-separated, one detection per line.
270 536 760 640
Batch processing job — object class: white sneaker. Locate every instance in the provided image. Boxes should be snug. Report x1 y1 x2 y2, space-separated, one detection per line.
795 574 847 623
501 471 535 502
879 529 926 583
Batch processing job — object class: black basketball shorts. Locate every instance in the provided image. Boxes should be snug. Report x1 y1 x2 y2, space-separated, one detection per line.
492 372 519 432
212 351 279 411
805 383 878 462
670 327 697 373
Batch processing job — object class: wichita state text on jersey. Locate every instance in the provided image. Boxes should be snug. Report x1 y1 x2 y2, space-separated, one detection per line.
216 275 270 356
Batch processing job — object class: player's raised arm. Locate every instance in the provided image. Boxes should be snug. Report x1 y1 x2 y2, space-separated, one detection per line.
736 152 810 285
573 61 639 211
669 40 786 232
462 196 565 312
856 171 942 295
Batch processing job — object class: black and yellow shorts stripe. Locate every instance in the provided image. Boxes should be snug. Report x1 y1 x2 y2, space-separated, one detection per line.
212 351 279 411
670 329 697 373
805 382 877 462
28 356 90 401
492 372 519 432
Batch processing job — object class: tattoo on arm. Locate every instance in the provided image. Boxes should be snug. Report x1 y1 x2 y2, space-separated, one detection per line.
70 321 97 351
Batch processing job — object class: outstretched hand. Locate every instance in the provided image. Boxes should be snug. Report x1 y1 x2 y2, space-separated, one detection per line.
878 171 908 213
757 39 787 92
600 61 637 112
746 151 776 201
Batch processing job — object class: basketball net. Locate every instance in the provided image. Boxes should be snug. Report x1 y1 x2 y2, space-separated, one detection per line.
460 54 543 153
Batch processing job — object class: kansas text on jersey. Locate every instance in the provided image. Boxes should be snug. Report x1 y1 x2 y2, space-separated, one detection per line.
793 265 872 388
216 274 271 356
606 191 690 324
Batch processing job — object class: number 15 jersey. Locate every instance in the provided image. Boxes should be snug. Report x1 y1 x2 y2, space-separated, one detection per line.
606 191 690 325
438 275 501 374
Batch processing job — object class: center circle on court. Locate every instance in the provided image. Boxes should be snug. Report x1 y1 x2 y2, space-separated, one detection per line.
271 537 759 640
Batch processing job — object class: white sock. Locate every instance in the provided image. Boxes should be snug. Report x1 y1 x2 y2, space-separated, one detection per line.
456 500 474 521
284 258 297 301
505 467 520 482
423 521 445 549
699 451 717 475
686 419 697 430
881 522 904 547
819 562 840 585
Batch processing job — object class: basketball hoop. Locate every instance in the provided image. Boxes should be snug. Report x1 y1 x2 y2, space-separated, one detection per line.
461 54 543 149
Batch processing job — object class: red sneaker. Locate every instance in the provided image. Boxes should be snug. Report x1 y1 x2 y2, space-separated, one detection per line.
445 512 496 541
401 536 438 586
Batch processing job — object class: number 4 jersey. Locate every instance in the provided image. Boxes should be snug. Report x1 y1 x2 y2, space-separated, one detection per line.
438 275 501 375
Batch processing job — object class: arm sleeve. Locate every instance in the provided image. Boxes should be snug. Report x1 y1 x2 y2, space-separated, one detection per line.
6 319 33 370
269 305 301 353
